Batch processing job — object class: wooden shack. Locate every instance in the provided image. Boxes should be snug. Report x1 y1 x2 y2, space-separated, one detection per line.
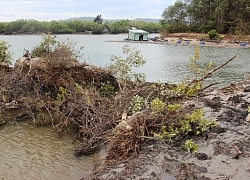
128 28 149 41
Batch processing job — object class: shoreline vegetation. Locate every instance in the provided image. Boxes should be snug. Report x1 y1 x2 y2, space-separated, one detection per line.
0 19 160 35
0 33 250 179
1 17 250 50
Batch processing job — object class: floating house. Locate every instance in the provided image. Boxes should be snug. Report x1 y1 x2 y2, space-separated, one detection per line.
128 28 149 41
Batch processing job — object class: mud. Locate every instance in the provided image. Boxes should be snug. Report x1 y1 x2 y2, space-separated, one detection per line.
87 83 250 180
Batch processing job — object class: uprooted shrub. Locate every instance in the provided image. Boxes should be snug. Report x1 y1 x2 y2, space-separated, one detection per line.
104 46 236 163
0 33 121 155
0 34 237 164
31 33 84 68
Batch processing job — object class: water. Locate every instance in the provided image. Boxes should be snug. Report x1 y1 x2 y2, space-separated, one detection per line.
0 119 99 179
1 34 249 84
0 34 249 179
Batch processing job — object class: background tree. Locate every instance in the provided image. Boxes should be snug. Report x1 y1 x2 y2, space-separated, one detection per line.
0 22 5 34
161 0 188 33
187 0 215 33
160 0 250 34
110 20 130 34
93 14 103 24
0 18 160 35
91 22 104 34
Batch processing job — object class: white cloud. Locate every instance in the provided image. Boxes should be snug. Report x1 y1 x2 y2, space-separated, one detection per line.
0 0 176 21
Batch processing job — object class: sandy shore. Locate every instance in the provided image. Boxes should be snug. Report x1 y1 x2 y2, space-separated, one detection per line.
159 33 250 48
160 37 248 48
112 33 250 48
111 37 249 49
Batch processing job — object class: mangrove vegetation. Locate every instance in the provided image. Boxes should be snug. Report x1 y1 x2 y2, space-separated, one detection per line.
0 18 161 35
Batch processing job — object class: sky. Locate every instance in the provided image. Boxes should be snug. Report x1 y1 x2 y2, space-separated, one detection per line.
0 0 176 22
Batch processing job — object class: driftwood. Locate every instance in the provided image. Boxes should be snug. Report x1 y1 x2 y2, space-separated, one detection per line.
186 55 237 91
234 146 243 159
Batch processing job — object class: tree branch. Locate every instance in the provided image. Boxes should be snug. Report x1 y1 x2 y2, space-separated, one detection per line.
186 55 237 89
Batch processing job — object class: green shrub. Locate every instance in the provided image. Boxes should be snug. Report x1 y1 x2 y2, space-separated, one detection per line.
130 95 144 113
208 30 218 39
56 87 67 101
154 125 178 143
180 109 218 135
99 81 115 97
197 119 218 135
183 139 198 153
32 33 83 68
107 44 146 91
32 33 57 57
0 40 12 65
154 109 218 146
167 103 181 113
150 98 165 113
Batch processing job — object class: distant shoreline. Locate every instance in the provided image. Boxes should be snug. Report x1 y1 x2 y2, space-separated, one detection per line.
107 32 250 49
108 38 249 49
162 33 250 48
1 32 249 49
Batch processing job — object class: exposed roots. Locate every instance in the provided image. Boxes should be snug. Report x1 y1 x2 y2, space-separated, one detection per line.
0 54 237 170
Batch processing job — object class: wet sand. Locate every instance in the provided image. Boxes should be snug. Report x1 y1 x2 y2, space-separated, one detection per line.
86 82 250 180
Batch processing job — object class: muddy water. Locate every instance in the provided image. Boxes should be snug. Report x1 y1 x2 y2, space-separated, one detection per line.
0 119 99 180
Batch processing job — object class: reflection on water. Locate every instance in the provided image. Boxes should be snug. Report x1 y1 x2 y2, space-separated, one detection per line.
0 120 98 180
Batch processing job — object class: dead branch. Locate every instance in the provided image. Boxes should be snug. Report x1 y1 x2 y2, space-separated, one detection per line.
198 82 220 92
233 146 243 159
186 55 237 89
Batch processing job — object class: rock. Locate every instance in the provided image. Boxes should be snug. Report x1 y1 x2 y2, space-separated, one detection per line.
246 113 250 122
196 166 208 173
14 57 46 69
204 98 222 111
243 85 250 92
0 119 6 125
195 153 209 160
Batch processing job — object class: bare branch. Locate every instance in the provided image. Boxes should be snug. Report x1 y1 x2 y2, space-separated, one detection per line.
186 55 237 89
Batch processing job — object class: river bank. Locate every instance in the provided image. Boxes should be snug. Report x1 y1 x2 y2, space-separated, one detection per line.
86 81 250 180
162 33 250 48
113 33 250 49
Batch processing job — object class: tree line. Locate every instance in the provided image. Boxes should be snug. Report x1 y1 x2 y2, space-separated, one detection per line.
161 0 250 34
0 19 161 35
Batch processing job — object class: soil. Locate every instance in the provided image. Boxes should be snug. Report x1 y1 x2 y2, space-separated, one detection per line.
86 82 250 180
160 33 250 48
116 33 250 49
